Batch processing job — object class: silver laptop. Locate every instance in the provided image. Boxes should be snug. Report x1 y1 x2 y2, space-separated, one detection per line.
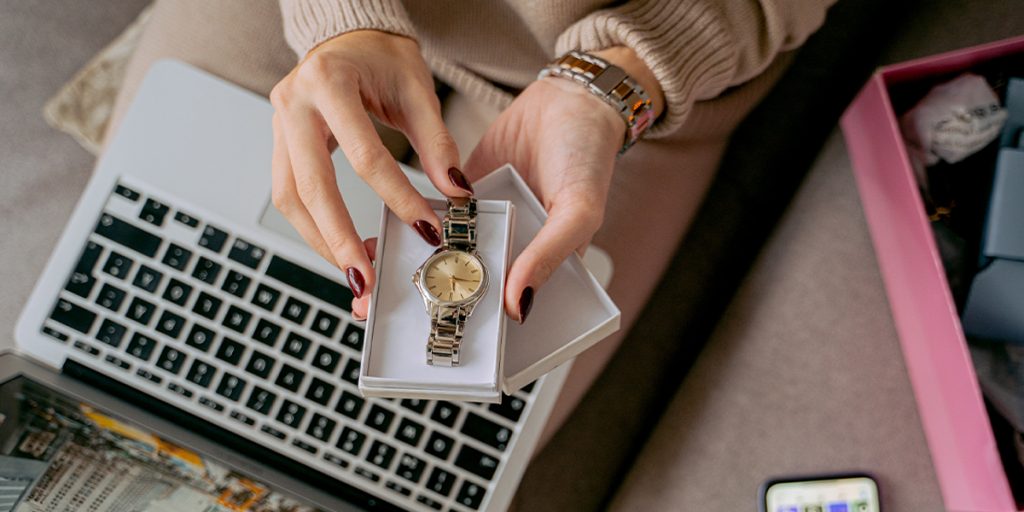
14 59 601 511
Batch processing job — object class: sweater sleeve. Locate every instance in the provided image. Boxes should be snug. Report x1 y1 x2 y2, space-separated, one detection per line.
555 0 835 137
279 0 417 58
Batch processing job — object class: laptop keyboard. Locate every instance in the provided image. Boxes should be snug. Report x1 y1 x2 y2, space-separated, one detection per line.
41 181 535 511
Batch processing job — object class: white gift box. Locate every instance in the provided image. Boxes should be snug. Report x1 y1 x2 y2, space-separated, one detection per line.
360 165 621 403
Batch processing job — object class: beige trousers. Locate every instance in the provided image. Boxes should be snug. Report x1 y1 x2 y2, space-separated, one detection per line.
109 0 787 450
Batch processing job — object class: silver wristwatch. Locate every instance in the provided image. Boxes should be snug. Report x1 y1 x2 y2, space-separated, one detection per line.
412 198 489 367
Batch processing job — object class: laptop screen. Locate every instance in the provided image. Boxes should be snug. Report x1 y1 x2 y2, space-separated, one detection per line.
0 375 324 512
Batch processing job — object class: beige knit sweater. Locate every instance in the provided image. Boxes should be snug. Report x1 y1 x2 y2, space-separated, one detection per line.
279 0 835 137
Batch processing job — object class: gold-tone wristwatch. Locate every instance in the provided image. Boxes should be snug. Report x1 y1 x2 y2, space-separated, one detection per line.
412 197 488 367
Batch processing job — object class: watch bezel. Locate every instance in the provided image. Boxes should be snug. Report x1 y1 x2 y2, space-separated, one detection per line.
414 248 489 309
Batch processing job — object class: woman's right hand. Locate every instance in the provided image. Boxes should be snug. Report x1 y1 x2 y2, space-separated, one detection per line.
270 30 471 313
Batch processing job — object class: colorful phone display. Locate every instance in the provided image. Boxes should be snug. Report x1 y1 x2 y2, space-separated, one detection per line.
762 475 880 512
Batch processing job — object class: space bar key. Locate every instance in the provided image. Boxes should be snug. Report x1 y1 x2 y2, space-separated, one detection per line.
264 255 354 311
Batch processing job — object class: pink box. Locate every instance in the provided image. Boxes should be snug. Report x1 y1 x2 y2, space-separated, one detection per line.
842 36 1024 512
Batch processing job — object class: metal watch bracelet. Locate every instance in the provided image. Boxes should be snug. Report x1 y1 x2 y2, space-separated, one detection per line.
538 50 656 153
426 198 478 366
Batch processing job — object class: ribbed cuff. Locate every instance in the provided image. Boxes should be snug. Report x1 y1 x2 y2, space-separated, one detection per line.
280 0 417 57
555 1 736 138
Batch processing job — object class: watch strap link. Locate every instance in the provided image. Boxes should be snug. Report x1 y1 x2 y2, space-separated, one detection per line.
442 197 478 252
427 305 468 366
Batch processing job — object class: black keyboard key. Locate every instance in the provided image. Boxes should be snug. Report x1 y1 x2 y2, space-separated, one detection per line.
311 345 341 374
365 405 394 433
156 346 186 375
355 467 380 483
139 198 170 227
520 381 536 394
192 292 222 320
244 350 275 379
282 332 312 360
215 337 245 365
162 243 192 272
186 360 216 388
455 445 499 480
425 467 456 497
366 440 396 470
335 391 365 419
114 184 140 201
462 413 511 451
216 372 247 402
337 427 366 455
416 495 443 510
276 400 306 428
431 401 461 428
456 481 486 510
261 425 286 440
50 299 96 334
307 413 336 442
305 377 335 406
424 431 455 460
490 395 526 422
228 238 266 269
198 225 229 253
155 310 186 339
341 358 360 385
385 481 412 497
104 354 131 371
395 418 425 447
73 340 100 357
65 241 102 298
132 265 163 293
168 382 194 398
311 310 339 338
102 251 134 280
96 283 127 312
185 323 215 352
265 255 353 311
292 439 317 454
340 323 364 351
95 214 161 257
162 278 192 306
396 453 426 483
125 297 156 326
275 364 305 392
281 297 310 325
41 326 69 343
174 211 200 228
192 257 222 285
323 453 349 469
251 283 281 312
230 410 255 426
126 333 157 361
401 399 428 414
222 305 252 334
252 318 282 347
136 368 162 384
221 270 252 298
246 386 277 416
199 396 225 412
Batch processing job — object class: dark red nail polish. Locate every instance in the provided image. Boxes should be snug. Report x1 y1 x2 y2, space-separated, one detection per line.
518 287 534 324
414 220 441 246
346 267 365 299
448 167 474 195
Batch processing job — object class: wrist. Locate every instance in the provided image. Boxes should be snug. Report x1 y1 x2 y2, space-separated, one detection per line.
591 46 665 119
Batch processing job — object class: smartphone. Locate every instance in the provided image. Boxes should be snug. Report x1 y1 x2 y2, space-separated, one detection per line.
760 473 880 512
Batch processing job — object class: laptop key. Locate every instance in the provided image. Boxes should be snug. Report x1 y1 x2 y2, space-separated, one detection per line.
400 399 428 414
228 238 266 269
323 453 349 469
186 360 216 388
216 372 247 402
275 364 305 392
168 382 194 398
192 257 222 285
252 318 282 347
198 396 225 413
311 310 339 338
221 270 252 298
50 299 96 334
265 255 353 311
456 481 486 510
282 332 312 361
276 400 306 428
461 412 511 451
162 278 192 306
156 346 186 375
341 358 360 385
340 323 364 351
65 241 102 298
222 305 252 334
366 440 396 470
395 418 425 447
425 467 456 497
73 340 100 357
292 439 317 455
96 283 127 312
173 211 199 228
198 225 229 253
155 310 186 339
132 265 163 293
126 333 158 361
335 391 365 419
244 350 275 379
185 323 215 352
41 326 70 343
396 453 426 483
260 424 286 441
385 481 412 497
281 297 310 326
305 377 335 406
355 467 380 483
431 401 461 428
95 214 161 258
96 319 127 348
102 251 134 280
215 337 245 365
337 427 366 455
192 292 222 320
246 386 277 416
416 495 443 510
137 368 162 384
307 413 336 442
251 283 281 312
114 184 140 201
162 243 192 272
104 354 131 371
311 345 341 374
126 297 157 326
424 431 455 460
489 395 526 422
365 405 394 433
139 198 170 227
230 410 256 426
455 445 499 480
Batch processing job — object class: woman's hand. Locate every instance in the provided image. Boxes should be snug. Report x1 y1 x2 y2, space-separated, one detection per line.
270 30 471 314
463 47 664 323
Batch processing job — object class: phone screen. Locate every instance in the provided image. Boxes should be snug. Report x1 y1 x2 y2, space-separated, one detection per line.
763 475 880 512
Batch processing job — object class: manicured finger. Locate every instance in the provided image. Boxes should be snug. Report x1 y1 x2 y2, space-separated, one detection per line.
398 83 470 197
314 83 442 246
351 238 378 320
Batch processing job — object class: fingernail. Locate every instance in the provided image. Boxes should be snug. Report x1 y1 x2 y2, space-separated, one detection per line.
414 220 441 246
346 267 365 299
448 167 474 195
518 287 534 324
352 311 367 322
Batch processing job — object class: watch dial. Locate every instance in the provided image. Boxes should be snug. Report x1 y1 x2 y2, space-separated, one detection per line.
424 252 483 302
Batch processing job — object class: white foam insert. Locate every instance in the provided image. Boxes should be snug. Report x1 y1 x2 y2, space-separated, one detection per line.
361 199 512 400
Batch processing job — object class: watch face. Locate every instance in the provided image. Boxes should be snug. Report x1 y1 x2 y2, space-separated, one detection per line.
423 251 484 302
